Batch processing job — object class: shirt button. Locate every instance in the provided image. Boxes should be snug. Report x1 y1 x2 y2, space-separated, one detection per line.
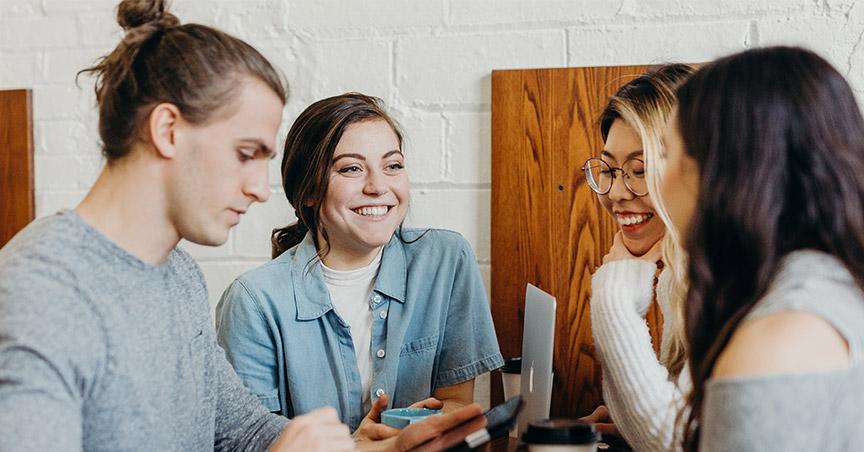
379 310 387 319
373 294 382 303
375 388 385 397
376 349 386 358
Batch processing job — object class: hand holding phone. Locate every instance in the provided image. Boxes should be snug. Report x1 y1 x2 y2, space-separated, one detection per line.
443 396 525 452
394 404 487 452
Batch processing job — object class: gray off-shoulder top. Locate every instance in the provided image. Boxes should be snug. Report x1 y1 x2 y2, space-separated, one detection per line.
700 250 864 452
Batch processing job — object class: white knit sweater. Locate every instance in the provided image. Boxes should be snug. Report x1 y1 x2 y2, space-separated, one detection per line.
590 259 690 452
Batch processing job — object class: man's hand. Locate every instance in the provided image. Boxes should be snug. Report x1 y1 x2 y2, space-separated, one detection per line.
396 403 486 452
269 407 354 452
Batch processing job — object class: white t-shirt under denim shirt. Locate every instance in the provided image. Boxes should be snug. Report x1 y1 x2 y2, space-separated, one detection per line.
321 250 383 414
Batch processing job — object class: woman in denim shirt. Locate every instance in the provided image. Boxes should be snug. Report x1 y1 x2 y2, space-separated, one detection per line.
215 93 504 442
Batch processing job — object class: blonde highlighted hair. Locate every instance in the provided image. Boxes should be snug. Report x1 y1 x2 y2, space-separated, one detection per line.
599 64 695 378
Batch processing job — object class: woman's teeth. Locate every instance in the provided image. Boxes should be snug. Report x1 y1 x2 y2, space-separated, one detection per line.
354 206 389 216
616 213 653 226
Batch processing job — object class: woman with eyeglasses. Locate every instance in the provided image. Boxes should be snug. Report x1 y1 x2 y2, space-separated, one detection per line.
579 64 695 452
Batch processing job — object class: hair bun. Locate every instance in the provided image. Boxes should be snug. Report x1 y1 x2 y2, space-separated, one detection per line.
116 0 179 31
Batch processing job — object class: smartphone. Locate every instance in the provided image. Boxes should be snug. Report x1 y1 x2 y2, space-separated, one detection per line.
442 396 524 451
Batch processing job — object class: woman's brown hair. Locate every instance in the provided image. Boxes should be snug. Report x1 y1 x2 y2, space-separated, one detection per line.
79 0 287 160
677 47 864 449
271 93 403 259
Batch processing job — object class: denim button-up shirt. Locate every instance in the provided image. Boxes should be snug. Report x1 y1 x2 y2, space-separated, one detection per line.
215 228 503 431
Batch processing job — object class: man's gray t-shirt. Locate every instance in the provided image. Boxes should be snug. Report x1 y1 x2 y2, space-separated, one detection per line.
0 210 288 451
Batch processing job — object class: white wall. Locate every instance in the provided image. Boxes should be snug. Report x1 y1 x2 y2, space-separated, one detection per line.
2 0 863 407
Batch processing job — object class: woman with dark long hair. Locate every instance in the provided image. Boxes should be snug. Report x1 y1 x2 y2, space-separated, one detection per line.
661 46 864 450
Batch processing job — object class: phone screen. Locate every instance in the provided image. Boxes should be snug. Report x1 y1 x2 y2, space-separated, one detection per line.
484 395 523 434
442 396 524 452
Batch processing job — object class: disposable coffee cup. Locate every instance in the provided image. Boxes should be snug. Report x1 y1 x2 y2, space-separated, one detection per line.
501 357 522 399
521 419 600 452
500 357 522 438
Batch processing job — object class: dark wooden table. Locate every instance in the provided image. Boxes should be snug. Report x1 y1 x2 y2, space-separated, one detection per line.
481 436 519 452
481 435 633 451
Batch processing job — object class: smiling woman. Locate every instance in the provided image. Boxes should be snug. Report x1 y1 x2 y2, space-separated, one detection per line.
214 93 504 445
589 119 664 255
581 64 696 452
317 119 410 268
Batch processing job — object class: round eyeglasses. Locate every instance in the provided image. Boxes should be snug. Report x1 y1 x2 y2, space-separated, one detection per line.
581 157 648 196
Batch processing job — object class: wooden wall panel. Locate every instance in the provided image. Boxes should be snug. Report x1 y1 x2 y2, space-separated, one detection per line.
491 66 663 418
0 89 35 248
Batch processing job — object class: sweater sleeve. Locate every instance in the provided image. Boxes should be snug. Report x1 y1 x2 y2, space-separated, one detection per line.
212 330 289 452
590 260 684 452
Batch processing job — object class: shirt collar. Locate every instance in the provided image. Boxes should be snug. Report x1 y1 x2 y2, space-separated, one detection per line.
375 234 407 304
290 233 333 320
290 232 408 320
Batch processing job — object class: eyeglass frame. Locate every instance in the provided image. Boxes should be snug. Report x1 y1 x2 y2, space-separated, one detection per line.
581 157 649 197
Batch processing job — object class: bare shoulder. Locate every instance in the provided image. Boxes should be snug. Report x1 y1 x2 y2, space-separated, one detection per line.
712 310 851 379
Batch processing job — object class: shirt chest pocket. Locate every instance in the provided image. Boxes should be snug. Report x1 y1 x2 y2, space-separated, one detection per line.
400 334 439 357
187 328 207 385
396 334 439 402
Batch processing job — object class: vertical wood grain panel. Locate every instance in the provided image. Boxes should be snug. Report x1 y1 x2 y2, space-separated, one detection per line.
0 89 34 248
490 70 524 406
491 66 665 418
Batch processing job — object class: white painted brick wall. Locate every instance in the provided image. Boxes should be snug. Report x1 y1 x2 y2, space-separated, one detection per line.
449 0 620 26
294 38 393 101
3 0 42 18
286 1 445 32
232 193 294 258
397 31 567 105
618 0 817 18
3 0 864 410
406 188 491 261
0 16 79 47
568 20 753 66
394 108 445 183
446 111 491 183
0 51 36 86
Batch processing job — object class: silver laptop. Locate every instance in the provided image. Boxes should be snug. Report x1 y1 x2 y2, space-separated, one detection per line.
517 283 557 434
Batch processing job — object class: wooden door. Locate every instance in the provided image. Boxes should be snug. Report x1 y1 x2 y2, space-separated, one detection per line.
0 89 35 248
490 66 664 418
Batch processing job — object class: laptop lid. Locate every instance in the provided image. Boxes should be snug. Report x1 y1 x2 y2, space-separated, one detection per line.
517 283 556 434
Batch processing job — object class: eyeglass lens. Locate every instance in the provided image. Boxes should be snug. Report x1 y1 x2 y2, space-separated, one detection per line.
583 158 647 195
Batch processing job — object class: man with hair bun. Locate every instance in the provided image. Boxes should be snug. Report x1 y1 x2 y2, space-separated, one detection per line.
0 1 483 451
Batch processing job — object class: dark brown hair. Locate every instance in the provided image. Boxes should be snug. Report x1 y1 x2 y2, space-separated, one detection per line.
677 46 864 449
79 0 287 160
271 93 403 259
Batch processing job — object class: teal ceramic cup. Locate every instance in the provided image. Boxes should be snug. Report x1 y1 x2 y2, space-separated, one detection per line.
380 408 442 429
